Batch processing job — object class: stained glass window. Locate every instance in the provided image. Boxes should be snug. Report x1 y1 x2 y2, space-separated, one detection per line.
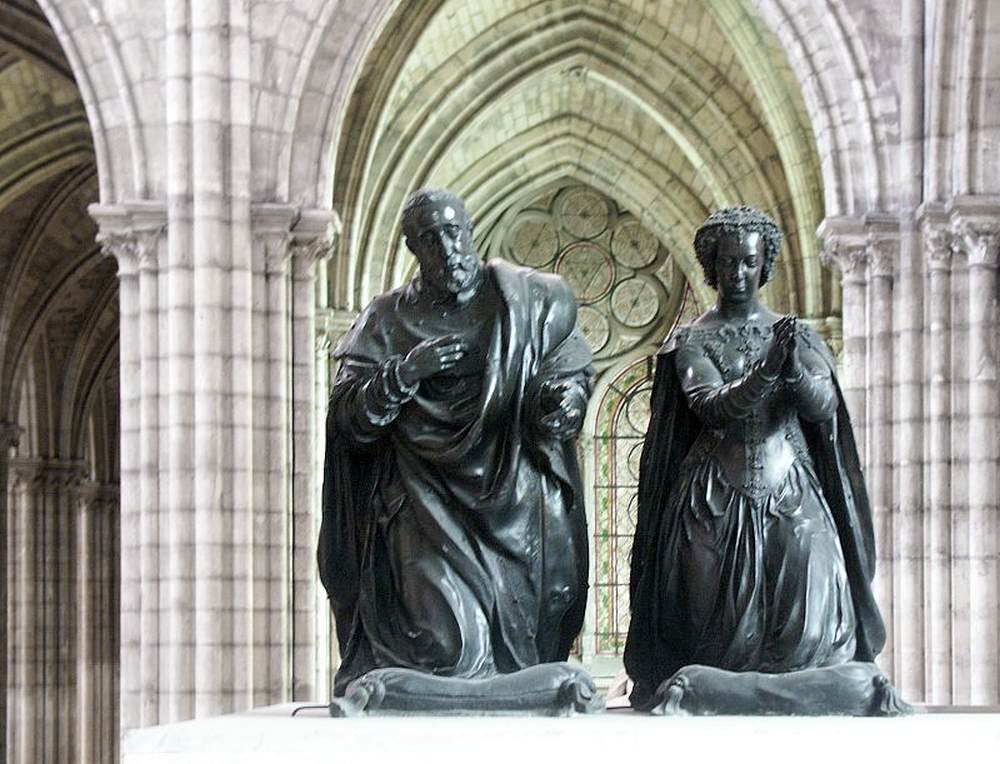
592 357 654 654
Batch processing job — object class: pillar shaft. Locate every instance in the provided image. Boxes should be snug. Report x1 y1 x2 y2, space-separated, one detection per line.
6 460 87 762
1 422 20 762
952 215 1000 703
923 221 953 703
866 237 896 678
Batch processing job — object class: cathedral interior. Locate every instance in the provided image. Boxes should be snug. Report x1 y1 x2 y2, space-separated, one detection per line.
1 0 998 760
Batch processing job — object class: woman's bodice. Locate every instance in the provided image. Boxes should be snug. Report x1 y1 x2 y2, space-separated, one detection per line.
675 321 814 500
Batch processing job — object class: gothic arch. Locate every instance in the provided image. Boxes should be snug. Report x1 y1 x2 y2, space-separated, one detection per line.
303 0 848 322
31 0 154 201
278 0 897 227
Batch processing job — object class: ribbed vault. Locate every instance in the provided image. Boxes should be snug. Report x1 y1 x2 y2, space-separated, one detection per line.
331 0 834 327
0 3 114 473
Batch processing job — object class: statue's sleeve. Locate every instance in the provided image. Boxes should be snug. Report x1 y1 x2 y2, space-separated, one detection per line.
675 340 780 427
785 328 838 423
333 355 418 444
529 278 594 433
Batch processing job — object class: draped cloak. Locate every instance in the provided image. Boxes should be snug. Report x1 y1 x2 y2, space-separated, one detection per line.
623 327 886 709
318 260 593 695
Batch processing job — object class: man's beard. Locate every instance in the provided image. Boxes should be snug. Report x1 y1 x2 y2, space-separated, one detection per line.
443 266 477 293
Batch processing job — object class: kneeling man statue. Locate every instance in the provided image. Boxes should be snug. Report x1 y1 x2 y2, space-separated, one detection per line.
318 189 600 715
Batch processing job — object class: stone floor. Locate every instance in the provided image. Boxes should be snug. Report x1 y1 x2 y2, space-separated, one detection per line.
123 703 1000 763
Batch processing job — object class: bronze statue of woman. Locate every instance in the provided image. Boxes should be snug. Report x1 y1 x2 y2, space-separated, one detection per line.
624 206 908 715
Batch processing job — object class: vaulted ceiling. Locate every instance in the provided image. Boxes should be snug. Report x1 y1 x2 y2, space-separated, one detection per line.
0 0 116 480
331 0 837 329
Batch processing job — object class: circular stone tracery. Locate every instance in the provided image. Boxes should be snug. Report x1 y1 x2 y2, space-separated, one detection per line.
555 242 615 303
576 304 611 353
506 212 559 268
493 183 684 369
611 219 659 269
610 278 660 327
556 187 612 239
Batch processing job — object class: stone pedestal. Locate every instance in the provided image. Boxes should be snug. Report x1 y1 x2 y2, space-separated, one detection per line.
122 703 1000 764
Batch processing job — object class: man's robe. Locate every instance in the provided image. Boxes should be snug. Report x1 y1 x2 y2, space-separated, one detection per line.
318 260 593 695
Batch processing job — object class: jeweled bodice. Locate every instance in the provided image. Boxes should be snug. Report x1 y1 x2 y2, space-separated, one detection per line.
675 321 812 500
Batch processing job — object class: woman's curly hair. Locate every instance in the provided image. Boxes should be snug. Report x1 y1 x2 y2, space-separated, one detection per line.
693 206 783 289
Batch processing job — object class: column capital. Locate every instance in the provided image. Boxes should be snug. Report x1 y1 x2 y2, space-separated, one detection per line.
866 233 899 279
919 204 953 271
949 196 1000 269
252 205 341 275
291 209 341 276
820 236 869 283
9 458 88 491
818 214 901 281
251 204 297 274
89 201 167 277
78 480 120 511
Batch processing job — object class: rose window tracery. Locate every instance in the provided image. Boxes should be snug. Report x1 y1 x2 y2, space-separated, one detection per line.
492 184 684 370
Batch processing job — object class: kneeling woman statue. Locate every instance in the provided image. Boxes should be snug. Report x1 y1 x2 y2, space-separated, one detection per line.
624 206 909 715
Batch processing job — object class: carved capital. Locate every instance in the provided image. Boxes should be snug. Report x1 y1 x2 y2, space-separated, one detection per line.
818 216 869 284
948 196 1000 269
290 236 335 277
867 235 899 279
79 481 120 512
90 202 167 278
251 203 297 275
9 458 88 492
257 231 295 275
96 227 164 277
251 205 340 276
821 240 869 283
924 227 954 271
952 220 1000 268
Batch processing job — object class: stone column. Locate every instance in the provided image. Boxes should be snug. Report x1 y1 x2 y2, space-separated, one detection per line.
6 459 87 763
76 482 120 764
865 230 899 680
0 422 20 763
288 218 336 701
818 220 870 460
90 204 167 732
249 205 295 708
891 217 928 698
947 232 972 702
921 209 954 703
250 206 339 704
950 201 1000 704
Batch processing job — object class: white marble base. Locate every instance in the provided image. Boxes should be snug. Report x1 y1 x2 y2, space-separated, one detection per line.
123 703 1000 764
